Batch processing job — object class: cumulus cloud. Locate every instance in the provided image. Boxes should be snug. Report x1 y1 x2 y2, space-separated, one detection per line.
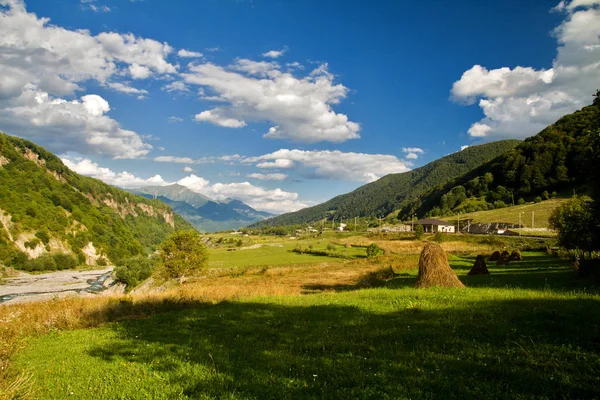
182 61 360 143
402 147 424 160
0 89 152 158
177 49 203 58
62 157 170 187
0 0 177 157
262 48 286 58
250 149 410 182
460 145 470 151
451 0 600 139
247 172 288 181
182 166 194 172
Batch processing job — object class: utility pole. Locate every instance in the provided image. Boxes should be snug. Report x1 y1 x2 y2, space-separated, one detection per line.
332 218 334 230
457 213 460 234
519 212 522 236
354 216 357 232
467 219 470 233
532 211 535 228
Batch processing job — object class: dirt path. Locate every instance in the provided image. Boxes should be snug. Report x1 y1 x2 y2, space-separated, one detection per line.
0 267 114 305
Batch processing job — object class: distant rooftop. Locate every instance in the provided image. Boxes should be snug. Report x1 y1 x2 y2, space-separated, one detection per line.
415 218 454 226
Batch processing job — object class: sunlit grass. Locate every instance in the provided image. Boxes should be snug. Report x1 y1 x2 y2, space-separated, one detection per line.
3 250 599 399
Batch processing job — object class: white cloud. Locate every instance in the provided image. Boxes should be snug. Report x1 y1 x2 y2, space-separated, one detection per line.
62 157 170 187
176 174 306 213
247 172 288 181
0 1 178 157
161 81 190 93
182 62 360 143
251 149 410 182
0 89 152 158
182 166 194 172
107 82 148 96
451 1 600 139
255 159 297 169
194 110 247 128
460 145 470 151
81 0 110 12
177 49 203 58
262 48 286 58
168 116 183 123
154 156 195 164
402 147 424 160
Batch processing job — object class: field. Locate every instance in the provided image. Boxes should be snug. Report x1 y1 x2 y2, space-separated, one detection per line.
440 198 567 228
2 233 600 399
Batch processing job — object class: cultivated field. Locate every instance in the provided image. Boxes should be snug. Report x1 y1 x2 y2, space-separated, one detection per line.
1 232 599 399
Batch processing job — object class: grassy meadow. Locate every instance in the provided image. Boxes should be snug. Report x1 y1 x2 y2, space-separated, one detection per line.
440 197 567 229
2 233 600 399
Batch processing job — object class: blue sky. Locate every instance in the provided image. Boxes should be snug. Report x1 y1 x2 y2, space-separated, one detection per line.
0 0 598 213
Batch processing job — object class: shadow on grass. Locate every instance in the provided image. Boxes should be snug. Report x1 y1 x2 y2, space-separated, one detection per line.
79 297 600 399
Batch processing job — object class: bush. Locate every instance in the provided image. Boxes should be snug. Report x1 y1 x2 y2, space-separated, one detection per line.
432 231 444 243
160 230 208 279
549 196 599 251
517 198 526 205
366 243 381 258
534 196 542 203
52 253 78 270
22 254 56 272
115 256 158 288
414 224 424 239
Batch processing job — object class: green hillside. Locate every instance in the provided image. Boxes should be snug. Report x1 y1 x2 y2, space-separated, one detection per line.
0 133 192 270
406 104 600 219
252 140 519 227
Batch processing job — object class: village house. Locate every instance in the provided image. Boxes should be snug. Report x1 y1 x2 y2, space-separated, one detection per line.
414 218 456 233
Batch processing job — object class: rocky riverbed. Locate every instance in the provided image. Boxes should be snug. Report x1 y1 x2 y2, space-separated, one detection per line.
0 267 124 305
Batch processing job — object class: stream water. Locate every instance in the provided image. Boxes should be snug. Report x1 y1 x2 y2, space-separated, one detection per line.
0 268 114 305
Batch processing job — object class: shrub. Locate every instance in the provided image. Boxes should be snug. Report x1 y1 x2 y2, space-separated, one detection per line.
517 198 526 205
432 232 444 243
414 224 424 239
549 196 599 251
52 253 77 270
366 243 381 258
115 256 158 288
534 196 542 203
160 230 208 279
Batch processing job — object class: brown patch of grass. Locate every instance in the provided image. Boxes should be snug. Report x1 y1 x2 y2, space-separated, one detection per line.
414 243 465 289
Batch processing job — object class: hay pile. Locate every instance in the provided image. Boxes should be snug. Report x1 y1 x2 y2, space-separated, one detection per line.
509 250 522 261
415 243 465 288
496 250 511 265
468 255 490 275
489 251 501 261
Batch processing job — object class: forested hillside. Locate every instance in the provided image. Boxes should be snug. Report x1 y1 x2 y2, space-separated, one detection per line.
251 140 519 227
407 103 600 219
0 133 192 270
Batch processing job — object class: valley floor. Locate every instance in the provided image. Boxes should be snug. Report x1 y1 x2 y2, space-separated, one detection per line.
1 235 599 399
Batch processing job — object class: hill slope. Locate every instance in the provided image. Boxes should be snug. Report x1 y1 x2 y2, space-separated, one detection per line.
0 133 192 269
406 104 600 219
132 184 274 232
251 140 519 227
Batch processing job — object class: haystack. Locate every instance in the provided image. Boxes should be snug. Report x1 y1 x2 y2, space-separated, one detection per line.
414 243 465 288
509 250 522 261
468 255 490 275
489 251 501 261
496 250 511 265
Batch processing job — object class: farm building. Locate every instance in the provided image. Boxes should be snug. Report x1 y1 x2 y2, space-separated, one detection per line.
414 218 456 233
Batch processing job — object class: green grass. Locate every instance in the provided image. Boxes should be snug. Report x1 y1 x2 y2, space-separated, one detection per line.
440 198 567 228
12 253 600 399
208 239 365 269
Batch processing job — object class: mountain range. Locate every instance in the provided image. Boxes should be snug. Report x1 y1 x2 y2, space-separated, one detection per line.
130 184 274 233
